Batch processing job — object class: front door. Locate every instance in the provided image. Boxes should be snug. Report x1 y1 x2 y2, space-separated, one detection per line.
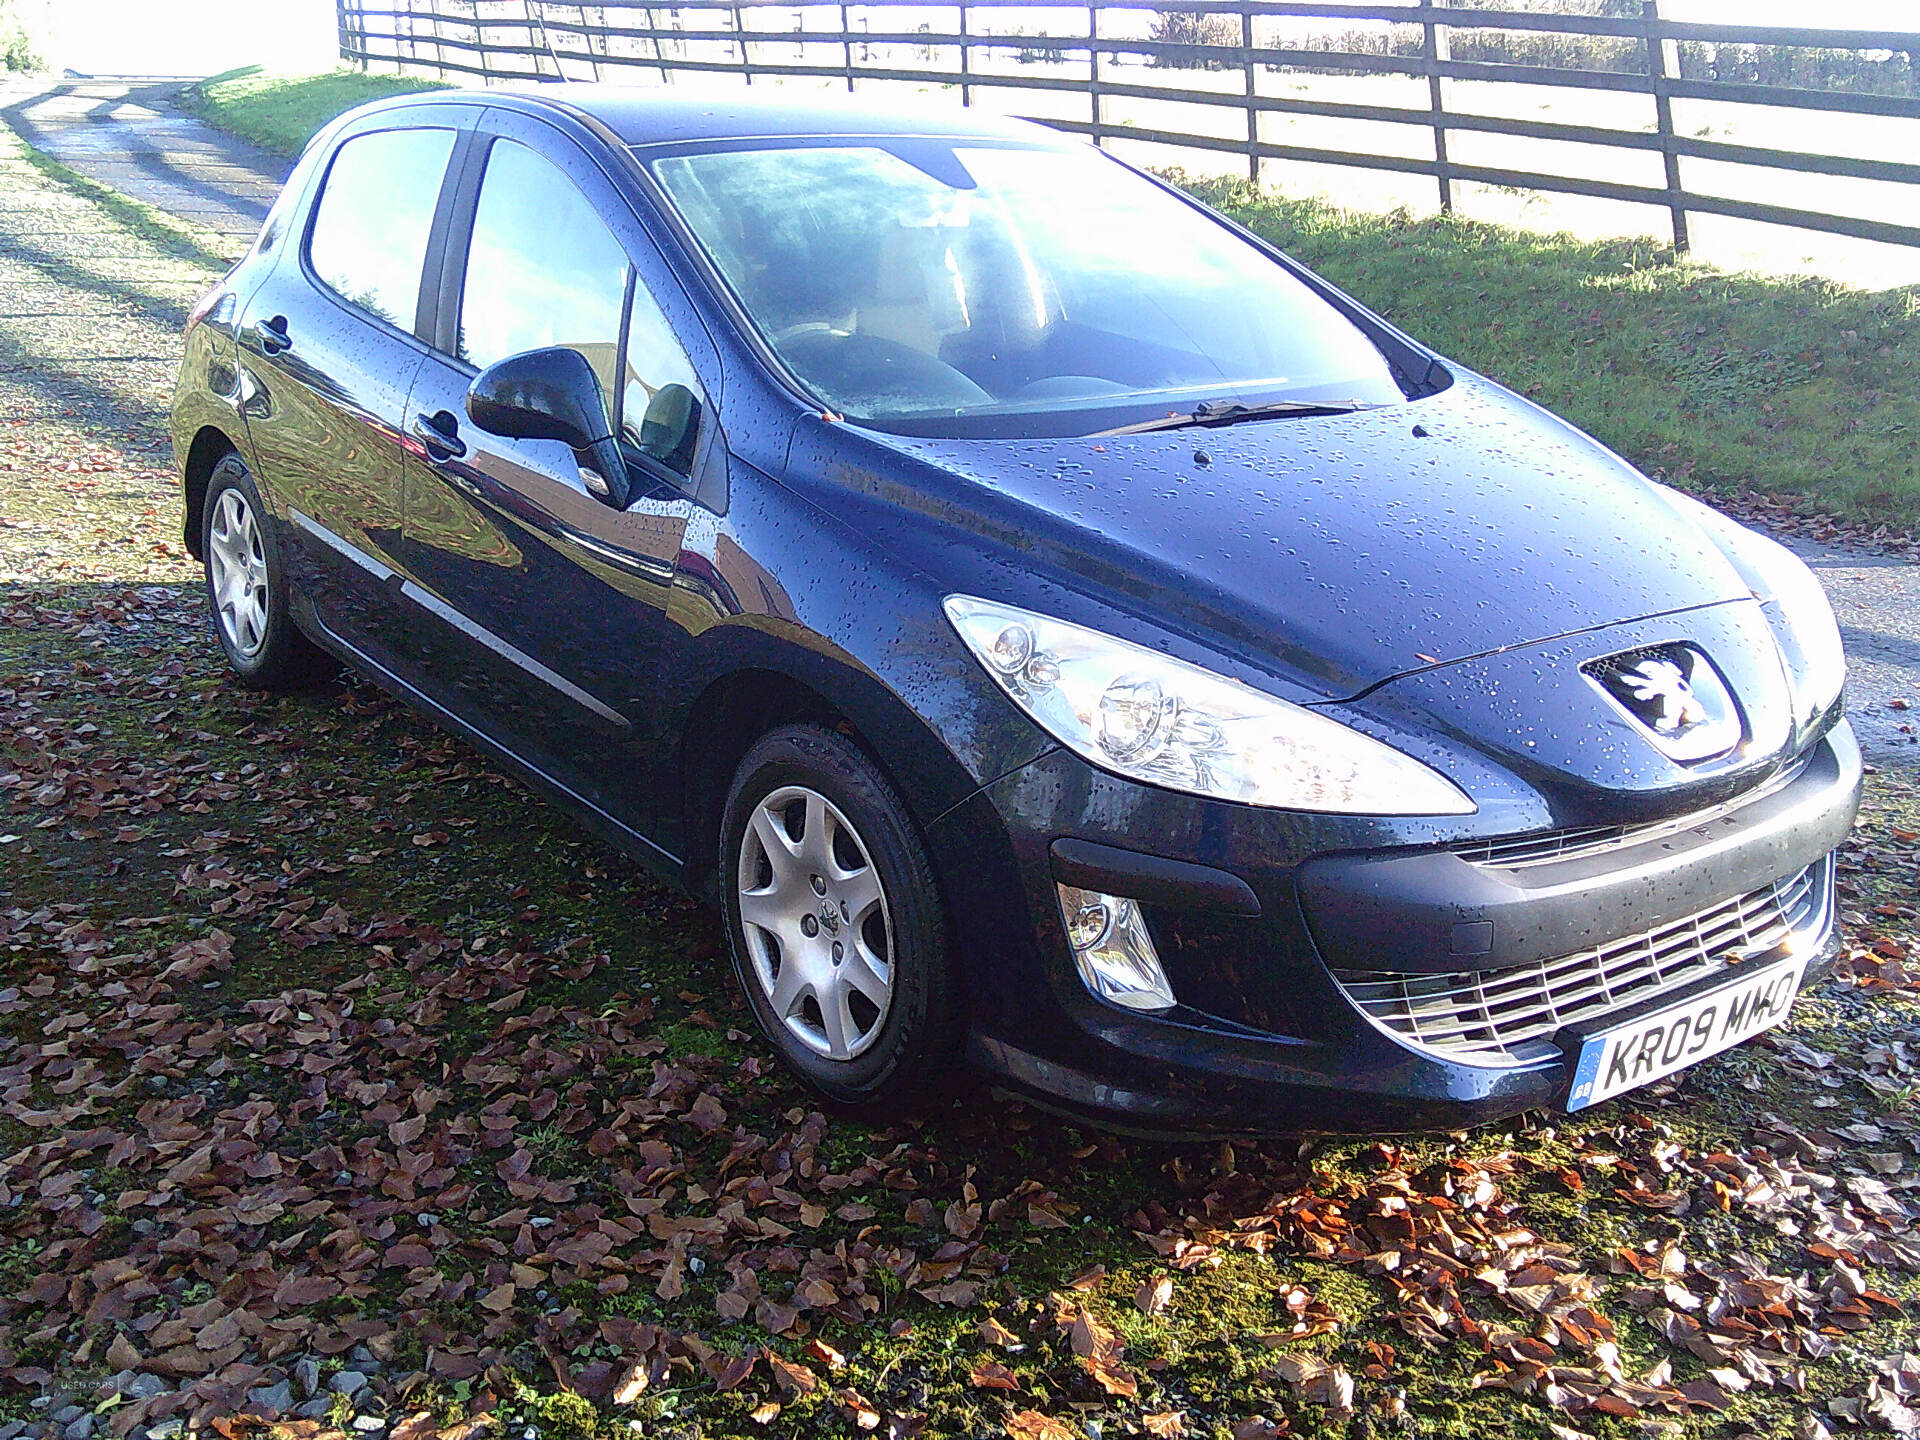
398 114 720 841
234 116 467 674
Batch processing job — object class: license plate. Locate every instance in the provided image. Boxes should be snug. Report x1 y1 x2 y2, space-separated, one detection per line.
1565 953 1805 1111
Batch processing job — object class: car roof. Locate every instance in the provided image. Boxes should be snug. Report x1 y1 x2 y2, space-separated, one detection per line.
395 83 1068 149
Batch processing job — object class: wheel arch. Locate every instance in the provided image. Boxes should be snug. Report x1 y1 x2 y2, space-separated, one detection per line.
181 425 242 561
674 658 993 906
677 667 864 904
681 657 1002 1080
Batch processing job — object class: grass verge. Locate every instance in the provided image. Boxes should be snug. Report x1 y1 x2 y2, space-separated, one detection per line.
182 68 448 157
1 108 1918 1440
1185 176 1920 528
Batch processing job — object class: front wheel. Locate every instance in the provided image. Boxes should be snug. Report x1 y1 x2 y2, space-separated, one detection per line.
720 724 958 1107
200 454 330 690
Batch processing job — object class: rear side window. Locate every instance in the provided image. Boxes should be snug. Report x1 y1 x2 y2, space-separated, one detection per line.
308 127 456 333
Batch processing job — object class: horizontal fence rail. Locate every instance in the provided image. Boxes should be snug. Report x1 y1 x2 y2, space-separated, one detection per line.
336 0 1920 252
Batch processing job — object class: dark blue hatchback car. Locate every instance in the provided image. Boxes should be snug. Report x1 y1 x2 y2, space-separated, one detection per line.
171 86 1860 1135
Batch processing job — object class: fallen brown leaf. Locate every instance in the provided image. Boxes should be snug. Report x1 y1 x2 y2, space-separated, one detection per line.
1006 1411 1076 1440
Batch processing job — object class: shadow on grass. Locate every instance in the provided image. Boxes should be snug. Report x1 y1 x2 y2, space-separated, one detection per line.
0 290 179 444
0 142 227 443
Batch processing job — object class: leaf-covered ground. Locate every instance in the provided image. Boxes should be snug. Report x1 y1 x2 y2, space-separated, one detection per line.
2 110 1920 1440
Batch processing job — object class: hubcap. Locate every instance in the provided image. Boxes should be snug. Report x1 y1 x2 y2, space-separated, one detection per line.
207 488 270 659
736 785 894 1061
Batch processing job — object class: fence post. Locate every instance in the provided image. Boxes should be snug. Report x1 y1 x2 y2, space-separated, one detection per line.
841 3 856 90
1423 0 1452 212
1242 2 1259 185
466 0 489 79
541 0 575 78
640 5 669 84
337 0 358 68
1642 0 1691 252
521 0 546 77
733 2 754 85
958 3 971 106
580 3 604 82
1088 2 1103 147
431 1 448 73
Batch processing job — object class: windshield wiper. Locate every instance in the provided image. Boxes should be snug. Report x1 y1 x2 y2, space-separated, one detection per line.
1098 398 1384 436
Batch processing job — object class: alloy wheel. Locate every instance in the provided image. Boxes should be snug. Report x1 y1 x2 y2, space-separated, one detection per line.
207 488 270 659
736 785 895 1060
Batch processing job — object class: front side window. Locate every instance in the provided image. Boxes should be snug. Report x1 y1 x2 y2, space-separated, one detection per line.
461 138 706 476
649 141 1405 438
308 127 456 332
460 139 628 421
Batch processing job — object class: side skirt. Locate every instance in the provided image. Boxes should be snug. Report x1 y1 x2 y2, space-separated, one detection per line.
291 598 690 893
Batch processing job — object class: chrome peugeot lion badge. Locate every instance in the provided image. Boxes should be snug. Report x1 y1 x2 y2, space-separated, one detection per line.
1585 645 1742 762
1619 657 1709 733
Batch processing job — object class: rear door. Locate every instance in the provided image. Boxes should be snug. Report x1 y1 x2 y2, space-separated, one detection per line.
398 108 722 839
234 107 474 672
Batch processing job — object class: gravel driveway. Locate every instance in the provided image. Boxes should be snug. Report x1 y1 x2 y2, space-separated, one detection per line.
0 116 222 590
0 77 284 241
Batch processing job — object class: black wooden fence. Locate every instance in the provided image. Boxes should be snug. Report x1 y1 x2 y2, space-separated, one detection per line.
335 1 1920 253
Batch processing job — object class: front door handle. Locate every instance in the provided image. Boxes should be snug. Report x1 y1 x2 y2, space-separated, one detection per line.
249 314 291 355
410 410 467 461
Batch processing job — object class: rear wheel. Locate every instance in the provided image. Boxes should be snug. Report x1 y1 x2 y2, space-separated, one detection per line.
200 454 330 690
720 724 958 1107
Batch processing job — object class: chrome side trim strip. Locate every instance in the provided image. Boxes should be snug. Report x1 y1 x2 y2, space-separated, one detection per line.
290 510 631 735
289 508 395 583
398 579 630 735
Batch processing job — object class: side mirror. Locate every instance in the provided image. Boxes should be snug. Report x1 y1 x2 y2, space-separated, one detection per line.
468 346 611 450
467 347 630 506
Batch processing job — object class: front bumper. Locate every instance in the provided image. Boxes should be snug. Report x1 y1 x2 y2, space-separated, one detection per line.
930 718 1861 1137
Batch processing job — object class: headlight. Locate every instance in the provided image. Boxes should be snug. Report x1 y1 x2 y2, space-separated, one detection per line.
943 596 1475 815
1661 488 1846 722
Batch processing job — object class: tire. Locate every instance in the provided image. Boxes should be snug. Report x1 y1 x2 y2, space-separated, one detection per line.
199 453 331 691
720 724 958 1107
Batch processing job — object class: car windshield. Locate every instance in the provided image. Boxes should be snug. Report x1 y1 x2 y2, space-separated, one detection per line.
646 140 1406 437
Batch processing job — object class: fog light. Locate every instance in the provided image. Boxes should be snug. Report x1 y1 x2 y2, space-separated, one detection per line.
1056 884 1175 1012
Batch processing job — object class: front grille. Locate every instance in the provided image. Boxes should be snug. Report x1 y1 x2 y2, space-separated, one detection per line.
1451 752 1814 870
1452 822 1634 868
1331 857 1832 1066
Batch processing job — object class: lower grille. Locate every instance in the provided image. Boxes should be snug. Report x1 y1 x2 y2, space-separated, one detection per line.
1331 857 1833 1066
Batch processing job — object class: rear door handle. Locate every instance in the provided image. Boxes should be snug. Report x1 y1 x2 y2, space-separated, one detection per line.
410 410 467 460
249 314 291 355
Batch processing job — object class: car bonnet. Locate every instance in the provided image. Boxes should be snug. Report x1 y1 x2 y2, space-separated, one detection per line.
835 373 1756 703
